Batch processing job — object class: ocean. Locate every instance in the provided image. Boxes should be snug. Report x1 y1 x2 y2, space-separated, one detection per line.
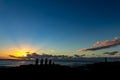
0 59 93 67
0 57 120 67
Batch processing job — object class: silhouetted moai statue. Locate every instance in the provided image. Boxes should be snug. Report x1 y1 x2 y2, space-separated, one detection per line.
105 57 108 63
52 60 55 65
45 58 48 65
49 59 52 65
40 58 44 65
35 58 39 66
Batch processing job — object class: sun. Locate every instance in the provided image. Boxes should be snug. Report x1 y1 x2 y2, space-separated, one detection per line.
9 44 39 58
0 44 42 59
14 50 28 57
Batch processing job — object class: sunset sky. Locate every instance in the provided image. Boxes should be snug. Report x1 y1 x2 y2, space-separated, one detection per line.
0 0 120 59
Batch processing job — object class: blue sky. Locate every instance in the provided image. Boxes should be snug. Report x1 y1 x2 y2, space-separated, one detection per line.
0 0 120 58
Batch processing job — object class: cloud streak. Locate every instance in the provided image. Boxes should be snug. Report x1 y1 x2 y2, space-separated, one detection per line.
9 53 48 60
78 37 120 52
103 51 118 55
9 53 84 60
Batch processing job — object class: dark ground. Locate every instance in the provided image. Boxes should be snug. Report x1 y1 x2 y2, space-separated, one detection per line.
0 62 120 80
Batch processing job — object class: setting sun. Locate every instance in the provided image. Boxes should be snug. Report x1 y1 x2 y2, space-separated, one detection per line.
0 44 41 59
13 50 28 57
11 44 39 57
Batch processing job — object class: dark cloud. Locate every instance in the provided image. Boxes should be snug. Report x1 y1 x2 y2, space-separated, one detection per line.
9 55 16 58
103 51 118 55
80 54 86 57
77 37 120 52
9 53 52 60
9 53 84 60
9 55 27 59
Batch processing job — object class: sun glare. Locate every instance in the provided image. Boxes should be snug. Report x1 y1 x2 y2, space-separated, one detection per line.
9 44 39 58
14 50 27 57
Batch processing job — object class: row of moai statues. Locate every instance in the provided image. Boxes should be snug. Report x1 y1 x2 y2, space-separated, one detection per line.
35 58 54 65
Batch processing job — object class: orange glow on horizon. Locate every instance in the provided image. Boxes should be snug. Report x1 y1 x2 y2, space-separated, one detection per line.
0 44 41 59
10 44 39 57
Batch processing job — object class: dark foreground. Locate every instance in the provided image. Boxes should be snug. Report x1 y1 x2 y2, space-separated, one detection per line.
0 62 120 80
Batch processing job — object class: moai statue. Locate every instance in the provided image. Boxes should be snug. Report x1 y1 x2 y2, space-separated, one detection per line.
45 58 48 65
105 57 108 63
49 59 52 65
35 58 39 66
40 58 44 65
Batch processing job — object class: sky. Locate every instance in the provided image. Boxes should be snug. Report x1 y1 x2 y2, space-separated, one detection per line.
0 0 120 59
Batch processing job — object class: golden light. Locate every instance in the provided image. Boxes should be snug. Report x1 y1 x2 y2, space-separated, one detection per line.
6 44 41 59
0 44 43 59
13 49 28 57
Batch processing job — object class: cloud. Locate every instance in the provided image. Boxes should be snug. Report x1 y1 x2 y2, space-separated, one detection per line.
103 51 118 55
80 54 86 57
9 55 27 59
9 53 84 60
77 37 120 52
9 53 45 60
9 55 17 58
